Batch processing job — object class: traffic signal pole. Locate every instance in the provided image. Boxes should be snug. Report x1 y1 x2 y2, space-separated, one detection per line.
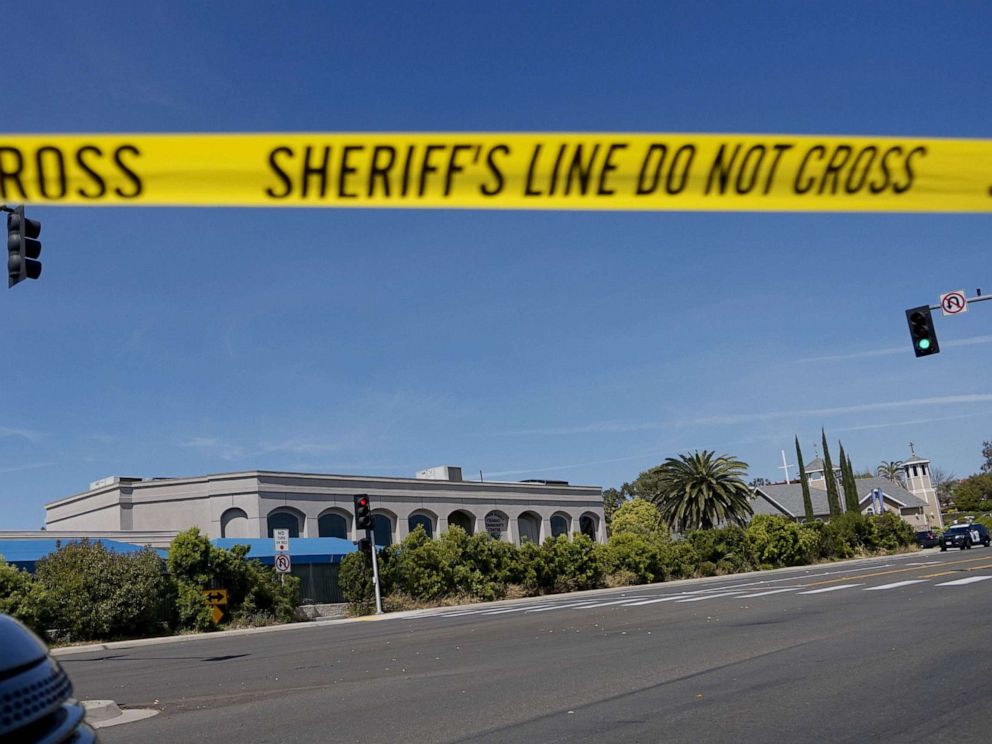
366 526 384 615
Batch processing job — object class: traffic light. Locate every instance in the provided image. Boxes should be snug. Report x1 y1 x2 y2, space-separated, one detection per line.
7 206 42 288
354 493 374 531
905 305 940 357
357 538 372 557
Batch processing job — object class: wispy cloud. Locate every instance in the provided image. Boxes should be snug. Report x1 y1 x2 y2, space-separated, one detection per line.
259 439 341 456
504 393 992 436
0 461 55 475
485 450 668 478
181 437 247 461
830 410 991 433
0 426 42 443
797 334 992 363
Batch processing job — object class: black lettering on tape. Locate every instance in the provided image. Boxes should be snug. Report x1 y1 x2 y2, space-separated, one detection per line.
735 145 766 194
844 146 877 194
338 145 362 198
113 145 143 198
419 145 444 197
301 146 331 198
705 144 739 195
368 145 396 197
36 146 68 199
0 147 27 200
75 146 107 198
564 144 600 196
598 143 627 195
636 144 668 195
265 147 294 198
524 144 543 196
894 146 926 194
666 144 695 194
480 145 508 196
445 144 473 197
794 145 825 194
763 144 793 194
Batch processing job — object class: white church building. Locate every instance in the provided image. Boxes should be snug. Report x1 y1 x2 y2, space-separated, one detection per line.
752 447 943 530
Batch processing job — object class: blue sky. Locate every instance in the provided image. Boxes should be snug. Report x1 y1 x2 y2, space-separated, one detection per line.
3 1 991 528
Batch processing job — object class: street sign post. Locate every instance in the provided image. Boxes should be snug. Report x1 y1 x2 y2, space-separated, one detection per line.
273 528 290 552
274 553 292 573
939 290 968 316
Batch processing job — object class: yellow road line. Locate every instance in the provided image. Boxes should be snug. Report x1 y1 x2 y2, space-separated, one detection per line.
802 555 992 588
920 562 992 579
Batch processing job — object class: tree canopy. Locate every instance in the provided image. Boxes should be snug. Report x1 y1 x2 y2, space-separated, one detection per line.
637 450 753 532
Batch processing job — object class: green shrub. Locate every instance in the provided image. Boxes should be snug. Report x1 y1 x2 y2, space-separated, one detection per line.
746 515 818 567
871 512 915 551
603 533 659 584
826 512 879 553
658 540 700 579
610 499 668 541
0 557 50 637
166 528 300 629
538 534 605 593
35 541 169 642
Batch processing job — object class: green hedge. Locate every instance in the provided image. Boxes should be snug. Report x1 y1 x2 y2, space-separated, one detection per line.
341 512 917 614
0 531 299 644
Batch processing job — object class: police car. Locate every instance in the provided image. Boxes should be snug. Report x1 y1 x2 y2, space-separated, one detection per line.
939 522 991 551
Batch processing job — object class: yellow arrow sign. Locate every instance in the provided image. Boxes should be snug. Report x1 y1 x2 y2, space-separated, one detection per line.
202 589 228 606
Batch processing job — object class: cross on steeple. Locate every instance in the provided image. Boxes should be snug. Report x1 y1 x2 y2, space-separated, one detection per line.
909 441 916 456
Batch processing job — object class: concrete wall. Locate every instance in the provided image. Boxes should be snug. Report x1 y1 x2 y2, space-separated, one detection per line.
44 471 606 546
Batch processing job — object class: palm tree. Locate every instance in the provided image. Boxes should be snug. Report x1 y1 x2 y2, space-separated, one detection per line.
643 450 753 532
877 460 905 483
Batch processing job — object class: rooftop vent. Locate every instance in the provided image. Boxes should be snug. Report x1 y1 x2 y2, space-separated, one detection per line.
416 466 463 482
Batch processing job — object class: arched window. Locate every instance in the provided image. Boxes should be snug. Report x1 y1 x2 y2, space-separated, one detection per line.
318 512 348 539
221 508 250 538
550 514 569 538
267 510 301 538
517 512 541 544
408 513 434 538
447 510 474 535
579 513 598 540
372 513 393 546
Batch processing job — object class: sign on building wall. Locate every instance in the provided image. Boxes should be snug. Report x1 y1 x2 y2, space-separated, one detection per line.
485 512 507 540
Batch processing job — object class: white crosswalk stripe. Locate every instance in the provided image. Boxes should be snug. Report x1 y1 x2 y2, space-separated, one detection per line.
674 591 745 603
863 580 928 591
737 587 803 598
935 575 992 586
622 595 692 606
526 601 600 613
798 584 863 594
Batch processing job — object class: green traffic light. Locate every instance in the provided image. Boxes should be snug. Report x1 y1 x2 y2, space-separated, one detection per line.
917 338 931 351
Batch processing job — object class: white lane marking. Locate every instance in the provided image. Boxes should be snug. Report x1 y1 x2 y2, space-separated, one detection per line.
674 591 745 603
572 598 643 610
798 584 863 594
904 561 940 566
936 576 992 586
736 587 804 598
863 580 928 591
622 595 692 606
442 604 555 617
526 602 600 613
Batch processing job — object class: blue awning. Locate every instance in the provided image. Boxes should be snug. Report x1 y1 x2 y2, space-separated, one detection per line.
0 538 165 572
211 537 357 565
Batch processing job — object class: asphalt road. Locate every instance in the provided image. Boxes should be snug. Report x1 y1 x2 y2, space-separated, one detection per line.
62 548 992 743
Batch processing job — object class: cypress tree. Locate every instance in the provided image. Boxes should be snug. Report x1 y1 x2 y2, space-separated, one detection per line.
839 442 859 512
796 436 814 521
845 452 860 512
822 429 841 517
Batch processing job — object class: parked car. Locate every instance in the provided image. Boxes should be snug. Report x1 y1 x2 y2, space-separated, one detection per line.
940 523 992 551
914 530 939 549
0 613 96 742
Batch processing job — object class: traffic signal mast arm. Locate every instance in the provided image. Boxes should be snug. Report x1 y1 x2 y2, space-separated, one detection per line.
927 293 992 311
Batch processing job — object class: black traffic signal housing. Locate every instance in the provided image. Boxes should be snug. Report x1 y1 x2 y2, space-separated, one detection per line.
905 305 940 357
354 493 374 531
356 538 372 558
7 206 42 288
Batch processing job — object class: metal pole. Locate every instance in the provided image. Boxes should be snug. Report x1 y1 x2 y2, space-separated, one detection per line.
366 527 383 615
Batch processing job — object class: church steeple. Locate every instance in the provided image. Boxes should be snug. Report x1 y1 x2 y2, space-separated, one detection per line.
901 444 942 529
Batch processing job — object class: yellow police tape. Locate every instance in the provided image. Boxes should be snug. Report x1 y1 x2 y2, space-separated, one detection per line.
1 132 991 211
